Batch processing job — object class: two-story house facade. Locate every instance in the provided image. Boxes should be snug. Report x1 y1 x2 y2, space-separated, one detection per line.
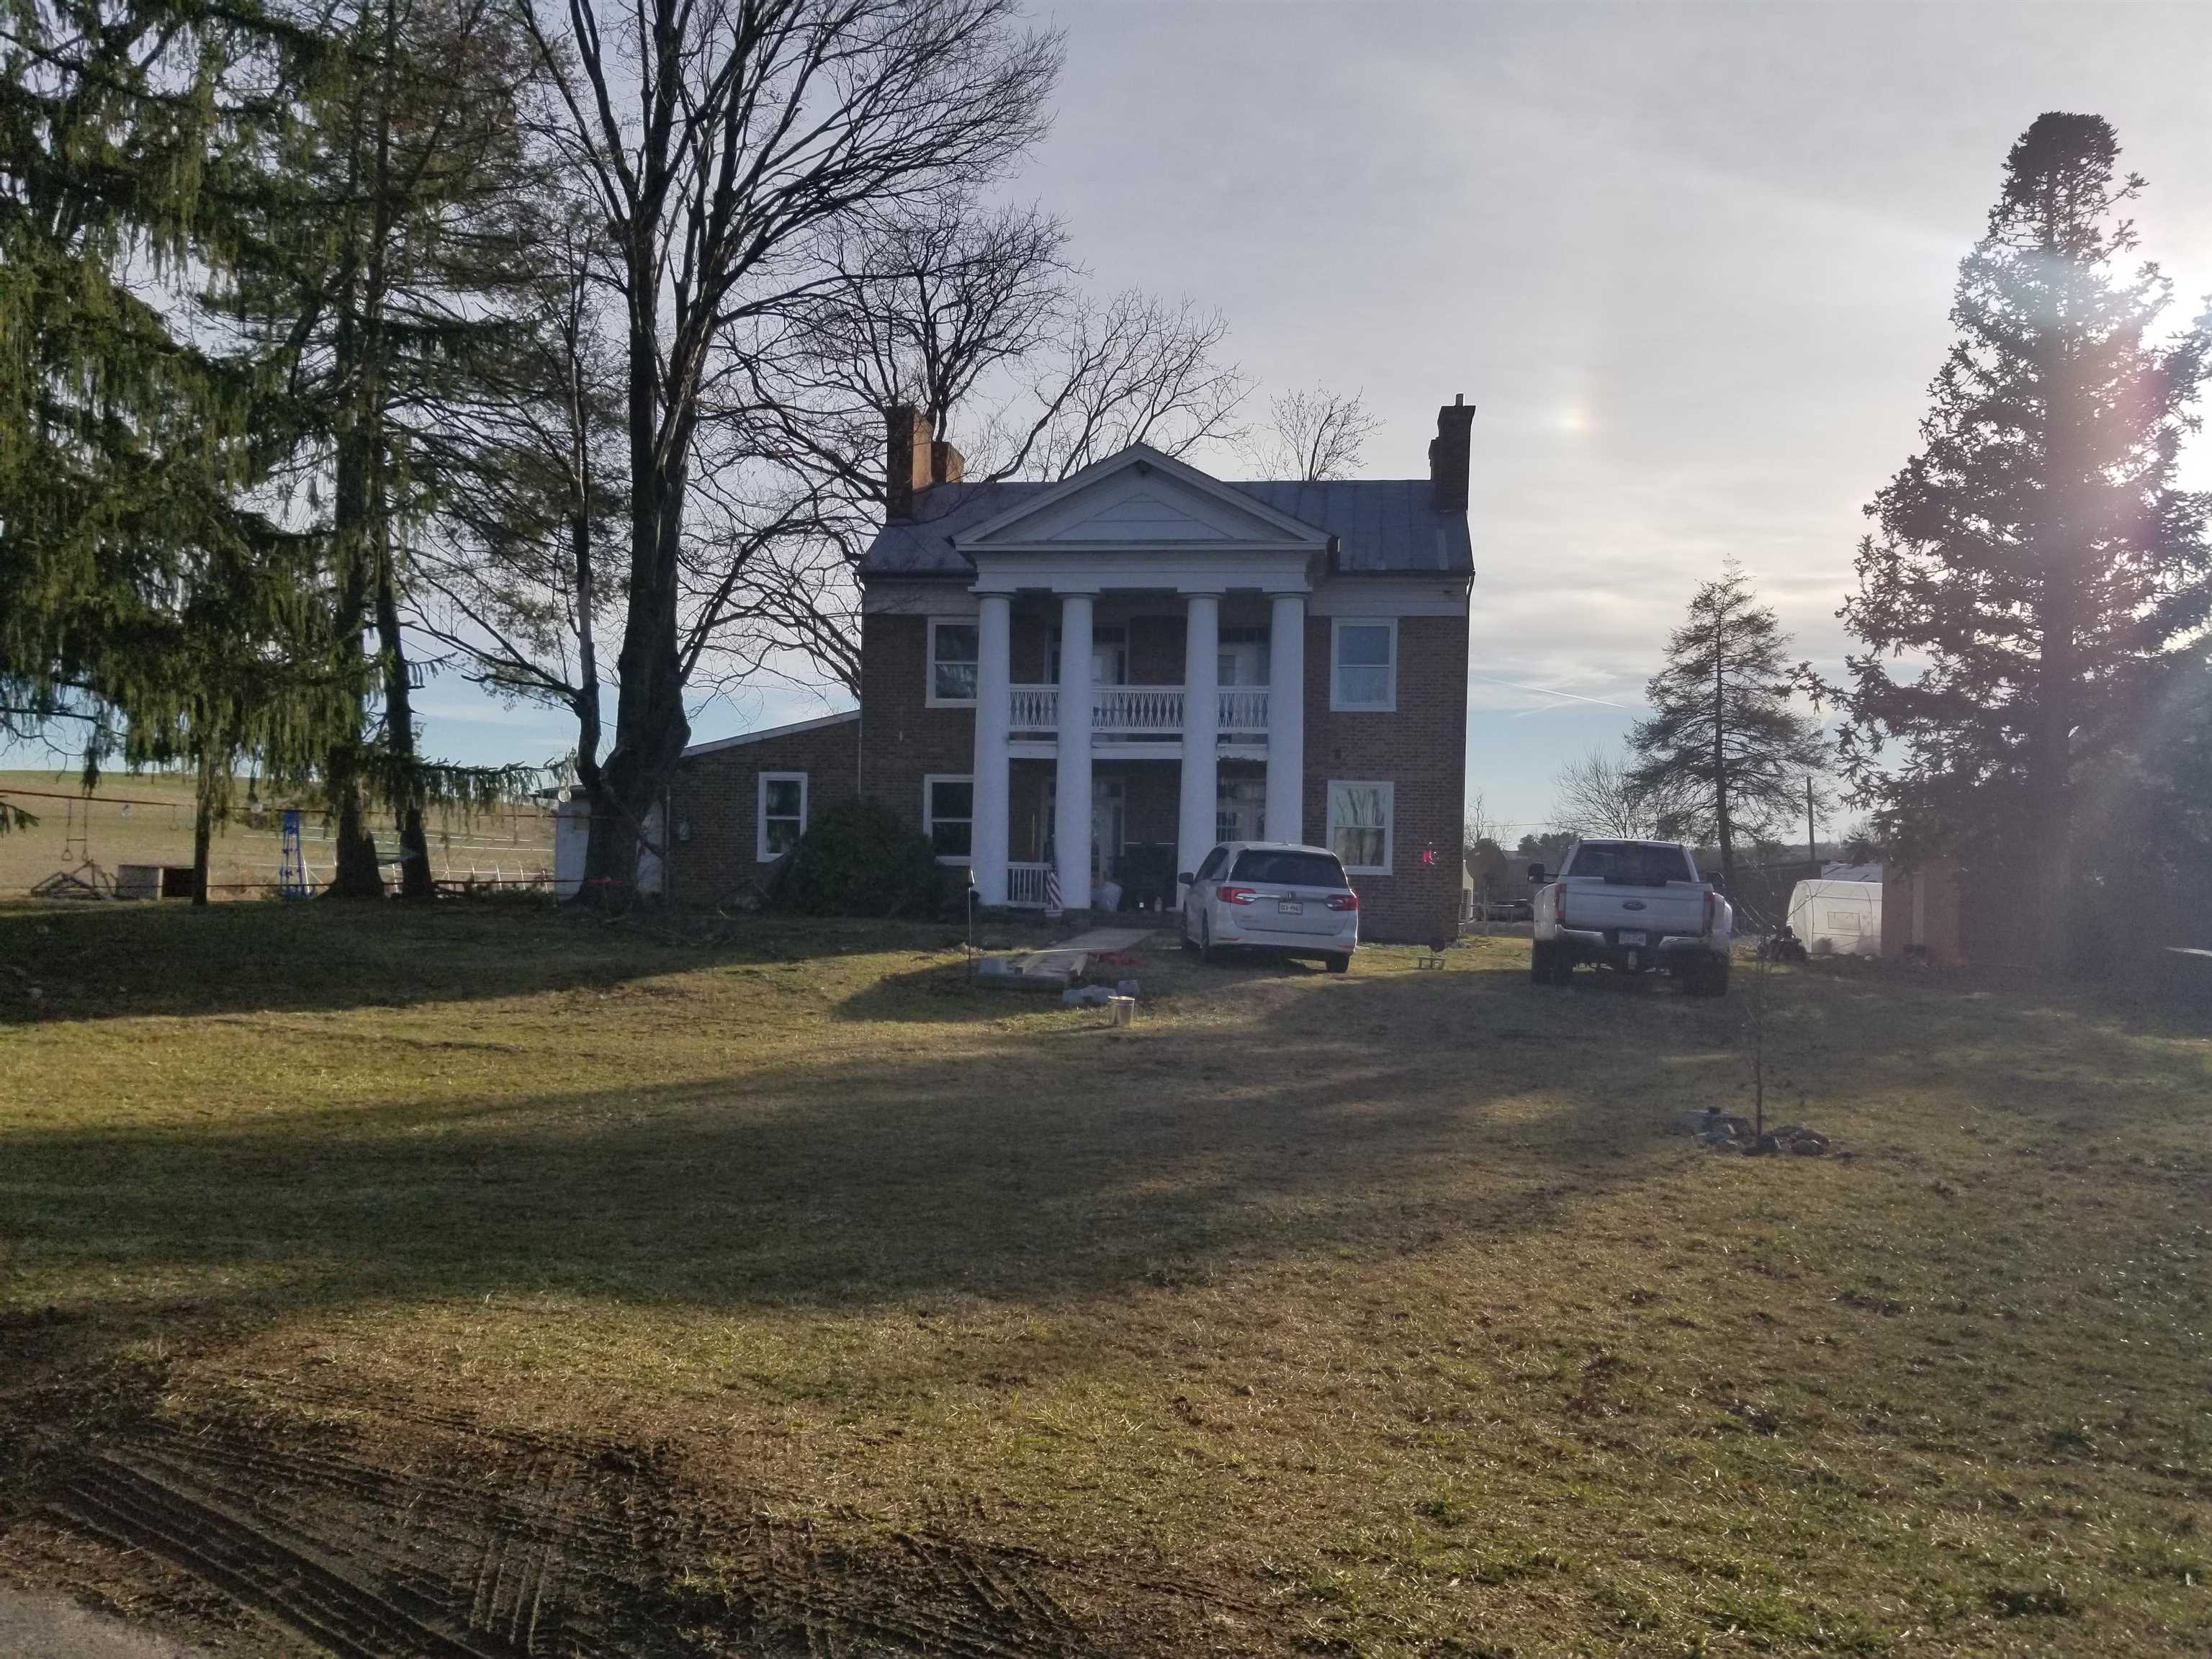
665 397 1475 942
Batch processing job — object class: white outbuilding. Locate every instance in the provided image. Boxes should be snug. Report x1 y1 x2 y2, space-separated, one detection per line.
1786 876 1883 957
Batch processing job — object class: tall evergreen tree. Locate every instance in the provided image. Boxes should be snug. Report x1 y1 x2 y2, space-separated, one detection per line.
1 0 339 839
220 0 549 897
1629 563 1827 895
1833 112 2212 968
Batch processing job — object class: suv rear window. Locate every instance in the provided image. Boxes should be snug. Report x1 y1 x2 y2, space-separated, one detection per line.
1565 842 1694 886
1230 850 1349 887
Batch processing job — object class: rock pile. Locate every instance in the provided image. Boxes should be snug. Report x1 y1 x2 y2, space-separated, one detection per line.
1683 1106 1829 1156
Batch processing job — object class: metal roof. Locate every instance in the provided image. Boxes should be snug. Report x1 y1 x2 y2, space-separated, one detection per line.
858 477 1472 579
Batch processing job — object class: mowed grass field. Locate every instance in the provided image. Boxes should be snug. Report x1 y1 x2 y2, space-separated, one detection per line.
0 770 553 898
1 902 2207 1657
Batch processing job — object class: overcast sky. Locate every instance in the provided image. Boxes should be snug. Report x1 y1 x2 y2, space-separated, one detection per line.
41 1 2211 841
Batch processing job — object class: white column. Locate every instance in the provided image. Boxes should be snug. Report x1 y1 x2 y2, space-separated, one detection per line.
1266 592 1306 843
1177 593 1221 885
971 590 1012 905
1053 592 1094 911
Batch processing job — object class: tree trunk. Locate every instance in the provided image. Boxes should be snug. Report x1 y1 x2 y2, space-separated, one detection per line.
374 510 434 899
2031 581 2076 972
325 536 385 897
1712 642 1735 894
2031 309 2079 976
191 754 216 908
583 304 692 905
323 1 397 902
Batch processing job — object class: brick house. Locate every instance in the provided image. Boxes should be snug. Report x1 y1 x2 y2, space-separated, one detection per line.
666 398 1475 943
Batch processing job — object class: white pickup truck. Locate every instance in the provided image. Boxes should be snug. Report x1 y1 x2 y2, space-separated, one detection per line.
1529 839 1733 996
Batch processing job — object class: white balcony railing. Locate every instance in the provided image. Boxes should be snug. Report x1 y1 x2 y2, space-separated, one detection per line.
1005 684 1268 738
1096 685 1183 734
1216 687 1269 734
1008 684 1058 731
1007 862 1053 907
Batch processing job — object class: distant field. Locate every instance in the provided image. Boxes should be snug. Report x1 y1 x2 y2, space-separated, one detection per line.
1 904 2206 1657
0 769 552 899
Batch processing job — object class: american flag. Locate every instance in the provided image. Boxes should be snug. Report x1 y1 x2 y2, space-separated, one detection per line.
1046 867 1063 916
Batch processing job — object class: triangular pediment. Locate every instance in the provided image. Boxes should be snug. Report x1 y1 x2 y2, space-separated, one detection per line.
954 445 1331 552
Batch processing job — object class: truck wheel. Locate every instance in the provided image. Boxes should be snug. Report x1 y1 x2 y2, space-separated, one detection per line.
1689 958 1730 997
1531 941 1565 985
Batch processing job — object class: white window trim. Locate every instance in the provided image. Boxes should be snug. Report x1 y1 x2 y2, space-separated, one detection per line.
756 771 808 863
923 772 974 866
926 616 979 708
1329 616 1398 712
1326 779 1395 876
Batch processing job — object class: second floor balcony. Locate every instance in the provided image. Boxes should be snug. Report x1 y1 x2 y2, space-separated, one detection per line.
1007 683 1270 739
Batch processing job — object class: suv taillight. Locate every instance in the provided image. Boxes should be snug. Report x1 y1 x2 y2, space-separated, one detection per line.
1327 891 1359 912
1217 885 1258 905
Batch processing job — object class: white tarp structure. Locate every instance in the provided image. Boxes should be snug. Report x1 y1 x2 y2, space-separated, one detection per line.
1787 878 1882 956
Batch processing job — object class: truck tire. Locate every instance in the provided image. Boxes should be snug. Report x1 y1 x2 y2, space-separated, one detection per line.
1687 957 1730 997
1531 940 1567 986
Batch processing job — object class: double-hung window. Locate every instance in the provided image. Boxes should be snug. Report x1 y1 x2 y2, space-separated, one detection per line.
1331 619 1397 711
927 618 979 705
1327 780 1393 875
757 772 807 861
924 775 974 862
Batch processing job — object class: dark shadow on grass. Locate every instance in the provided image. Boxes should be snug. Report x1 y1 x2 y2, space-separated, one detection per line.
1 902 950 1027
0 968 1701 1345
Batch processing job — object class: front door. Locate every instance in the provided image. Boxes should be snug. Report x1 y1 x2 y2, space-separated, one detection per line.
1216 778 1264 843
1043 779 1126 888
1093 780 1124 886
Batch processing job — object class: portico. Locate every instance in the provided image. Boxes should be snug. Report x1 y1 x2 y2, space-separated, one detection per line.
950 448 1331 912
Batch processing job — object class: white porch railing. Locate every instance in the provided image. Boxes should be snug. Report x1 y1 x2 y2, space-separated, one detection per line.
1007 862 1052 908
1009 685 1058 732
1005 684 1269 737
1216 686 1269 735
1095 685 1182 734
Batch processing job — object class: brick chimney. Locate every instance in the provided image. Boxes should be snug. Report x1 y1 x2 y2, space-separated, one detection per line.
885 407 967 518
885 405 935 521
1429 393 1475 513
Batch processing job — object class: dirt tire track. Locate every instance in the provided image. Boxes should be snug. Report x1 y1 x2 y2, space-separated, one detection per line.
50 1455 524 1659
26 1385 1251 1658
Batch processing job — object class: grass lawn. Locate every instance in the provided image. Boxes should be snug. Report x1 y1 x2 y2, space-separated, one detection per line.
1 902 2207 1657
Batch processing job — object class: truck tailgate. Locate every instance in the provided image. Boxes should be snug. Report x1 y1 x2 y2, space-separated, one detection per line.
1556 880 1704 937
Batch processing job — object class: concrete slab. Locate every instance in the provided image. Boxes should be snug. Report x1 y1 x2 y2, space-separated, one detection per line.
974 949 1087 988
1056 927 1152 953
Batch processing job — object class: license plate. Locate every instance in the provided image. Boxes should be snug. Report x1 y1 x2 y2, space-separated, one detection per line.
1618 930 1648 947
1277 899 1303 915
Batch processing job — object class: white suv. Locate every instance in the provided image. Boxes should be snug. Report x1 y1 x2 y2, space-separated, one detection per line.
1179 842 1359 972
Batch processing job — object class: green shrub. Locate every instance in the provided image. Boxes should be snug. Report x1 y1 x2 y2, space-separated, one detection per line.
771 797 950 918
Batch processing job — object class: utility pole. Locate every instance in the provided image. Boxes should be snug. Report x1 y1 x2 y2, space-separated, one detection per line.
1805 775 1818 873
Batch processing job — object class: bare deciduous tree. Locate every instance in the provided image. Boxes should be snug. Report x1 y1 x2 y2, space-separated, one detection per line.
721 191 1246 695
511 0 1061 896
1240 386 1380 482
407 206 626 777
1552 749 1702 841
